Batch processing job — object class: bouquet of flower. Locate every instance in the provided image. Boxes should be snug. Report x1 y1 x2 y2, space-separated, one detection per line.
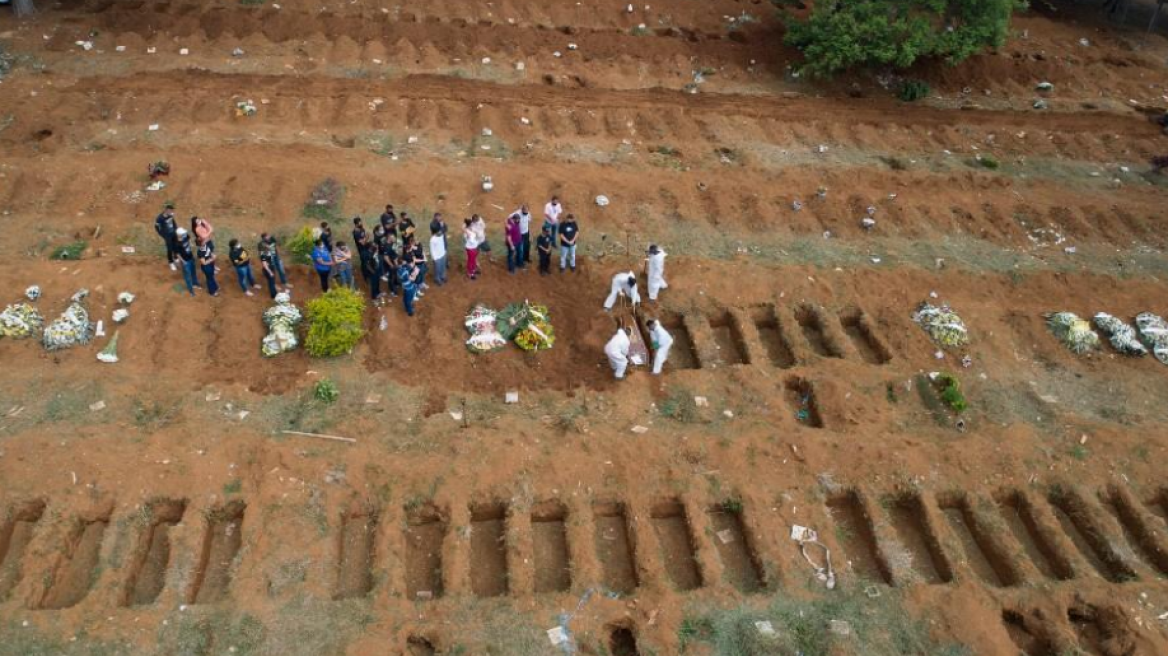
0 302 43 339
43 290 93 351
912 301 969 348
496 301 549 340
1093 313 1146 356
1135 312 1168 365
97 331 120 363
465 304 506 353
235 99 258 117
516 319 555 351
1046 312 1099 354
261 292 302 357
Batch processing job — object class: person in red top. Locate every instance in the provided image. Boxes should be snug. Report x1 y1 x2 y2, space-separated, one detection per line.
505 213 523 274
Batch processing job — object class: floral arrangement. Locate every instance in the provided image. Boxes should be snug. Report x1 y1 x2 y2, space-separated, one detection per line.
1046 312 1099 354
43 289 93 351
912 301 969 348
1093 313 1145 356
465 304 506 353
262 292 302 357
1135 312 1168 365
0 302 43 339
516 319 555 351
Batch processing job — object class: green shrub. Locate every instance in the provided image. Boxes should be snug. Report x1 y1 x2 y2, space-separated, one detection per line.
314 378 339 404
50 240 87 260
898 79 931 102
287 225 316 265
302 178 344 222
937 374 968 414
784 0 1025 78
304 288 366 357
975 154 1000 170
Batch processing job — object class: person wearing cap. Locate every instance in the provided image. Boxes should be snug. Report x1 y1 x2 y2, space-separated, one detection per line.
154 203 179 270
604 322 632 380
174 227 198 296
604 271 640 311
645 244 668 301
646 318 673 375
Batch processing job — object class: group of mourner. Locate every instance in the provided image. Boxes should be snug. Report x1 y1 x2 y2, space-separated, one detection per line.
152 196 674 378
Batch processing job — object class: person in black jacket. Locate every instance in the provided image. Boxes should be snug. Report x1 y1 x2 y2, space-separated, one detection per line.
154 203 179 270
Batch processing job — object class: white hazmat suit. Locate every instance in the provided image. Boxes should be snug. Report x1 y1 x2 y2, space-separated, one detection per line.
604 272 640 311
604 328 632 379
649 322 673 375
646 249 668 300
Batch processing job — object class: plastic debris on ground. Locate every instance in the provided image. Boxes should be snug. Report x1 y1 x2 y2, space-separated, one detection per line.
465 304 506 353
42 290 94 351
97 331 120 363
912 301 970 348
25 286 41 301
790 524 835 590
1135 312 1168 365
111 308 130 324
117 291 135 305
1093 313 1146 356
1046 311 1099 354
261 292 301 357
0 302 44 339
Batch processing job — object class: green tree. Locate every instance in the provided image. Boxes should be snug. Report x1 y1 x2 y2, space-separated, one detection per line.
783 0 1026 78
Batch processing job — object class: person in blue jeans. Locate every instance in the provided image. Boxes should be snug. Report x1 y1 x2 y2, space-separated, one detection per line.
311 239 333 292
228 239 259 296
559 214 579 272
333 241 355 289
174 228 198 296
259 247 278 299
197 238 220 297
399 261 420 317
259 233 291 290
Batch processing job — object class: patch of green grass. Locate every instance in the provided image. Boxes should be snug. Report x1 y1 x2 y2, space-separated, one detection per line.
133 399 182 430
631 25 650 36
971 154 1000 170
1069 444 1089 461
659 387 702 423
897 79 930 102
50 240 87 260
0 623 131 656
223 479 242 495
719 496 744 514
680 587 970 656
314 378 339 404
157 610 265 656
240 0 267 5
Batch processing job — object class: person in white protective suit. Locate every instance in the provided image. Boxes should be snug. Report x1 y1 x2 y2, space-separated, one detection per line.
645 244 668 301
603 271 640 311
604 323 632 379
646 318 673 375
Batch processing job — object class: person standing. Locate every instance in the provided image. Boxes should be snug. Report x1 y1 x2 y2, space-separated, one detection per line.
380 204 398 241
154 203 179 270
381 239 400 297
363 241 382 300
174 228 198 296
259 233 291 290
646 319 673 375
406 236 427 297
429 226 448 286
429 212 448 249
511 205 533 265
319 222 334 252
604 323 632 380
192 216 214 248
399 212 416 242
333 241 355 289
228 238 259 297
604 271 640 311
505 213 522 274
645 244 668 301
471 214 490 264
464 217 481 280
399 260 421 317
543 195 563 237
536 225 553 275
259 242 279 299
197 238 220 297
311 239 333 292
353 217 370 288
559 213 579 272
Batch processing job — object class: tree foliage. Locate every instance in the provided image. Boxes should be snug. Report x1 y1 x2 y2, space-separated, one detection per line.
783 0 1026 78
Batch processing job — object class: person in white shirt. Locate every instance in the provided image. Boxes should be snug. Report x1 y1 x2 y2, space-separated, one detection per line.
471 214 490 263
604 271 641 311
543 196 563 237
646 319 673 375
429 227 448 286
645 244 668 301
512 205 533 265
604 324 632 379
